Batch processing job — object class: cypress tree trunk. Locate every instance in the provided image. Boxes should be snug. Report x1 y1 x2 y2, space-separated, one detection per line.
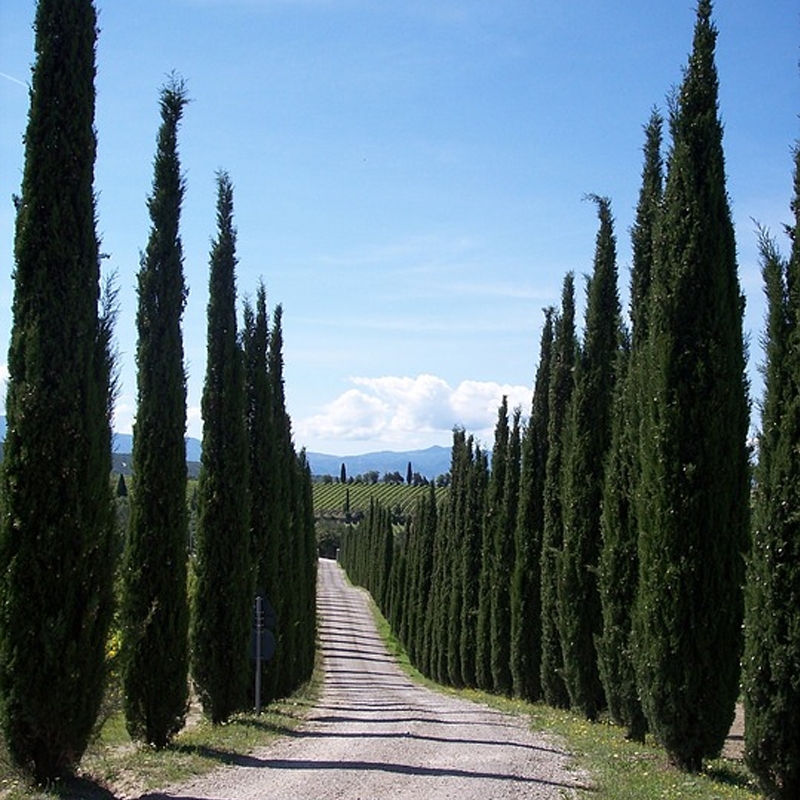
190 173 252 724
634 0 749 771
510 309 554 701
540 273 576 709
743 144 800 798
0 0 116 780
597 111 662 743
122 76 190 750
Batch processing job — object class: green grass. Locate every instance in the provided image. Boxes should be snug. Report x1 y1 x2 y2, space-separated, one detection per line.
0 677 320 800
1 584 763 800
365 589 762 800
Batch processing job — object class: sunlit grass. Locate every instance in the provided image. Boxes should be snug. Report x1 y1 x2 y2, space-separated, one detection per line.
366 594 761 800
0 668 321 800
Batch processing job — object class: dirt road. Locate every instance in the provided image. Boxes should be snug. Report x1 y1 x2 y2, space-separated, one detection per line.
145 558 589 799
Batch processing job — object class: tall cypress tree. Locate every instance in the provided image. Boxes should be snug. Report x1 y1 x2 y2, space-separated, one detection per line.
540 273 576 709
122 76 190 749
597 111 662 742
476 398 510 692
0 0 116 780
459 438 488 688
558 196 621 720
634 0 749 771
243 281 271 704
445 429 469 687
491 406 520 696
511 308 554 701
190 172 251 724
743 143 800 799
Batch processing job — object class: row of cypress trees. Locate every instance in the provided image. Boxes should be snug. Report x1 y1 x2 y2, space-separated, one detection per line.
341 0 784 782
0 0 316 781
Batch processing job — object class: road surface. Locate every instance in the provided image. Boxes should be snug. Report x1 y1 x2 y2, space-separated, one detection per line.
145 558 589 799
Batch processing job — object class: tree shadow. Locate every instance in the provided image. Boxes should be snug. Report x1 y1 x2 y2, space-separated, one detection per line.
50 774 118 800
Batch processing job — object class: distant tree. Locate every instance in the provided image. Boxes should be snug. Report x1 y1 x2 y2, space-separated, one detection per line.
122 76 190 750
558 195 621 720
540 273 576 709
597 110 662 743
0 0 116 780
407 461 413 485
116 473 129 498
744 151 800 798
340 463 347 484
634 0 749 771
511 307 554 701
190 172 252 724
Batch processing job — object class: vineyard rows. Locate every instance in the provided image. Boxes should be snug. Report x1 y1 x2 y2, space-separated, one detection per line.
312 482 448 516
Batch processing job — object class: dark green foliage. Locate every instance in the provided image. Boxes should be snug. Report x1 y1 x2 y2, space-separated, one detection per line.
597 111 662 743
263 305 317 700
491 404 520 696
410 485 438 674
459 442 488 688
190 173 252 724
558 196 621 720
476 399 509 692
0 0 116 780
122 76 189 749
744 145 800 798
634 0 749 771
445 430 469 687
540 274 576 709
511 308 554 701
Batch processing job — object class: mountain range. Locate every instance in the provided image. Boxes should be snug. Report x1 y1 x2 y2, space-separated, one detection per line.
0 418 451 480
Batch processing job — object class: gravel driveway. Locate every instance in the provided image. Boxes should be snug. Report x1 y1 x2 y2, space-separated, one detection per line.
144 558 590 799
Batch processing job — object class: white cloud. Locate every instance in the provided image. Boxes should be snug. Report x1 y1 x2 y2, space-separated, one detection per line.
295 374 532 452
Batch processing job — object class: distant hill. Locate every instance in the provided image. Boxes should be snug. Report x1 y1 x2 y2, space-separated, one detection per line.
305 445 451 480
0 416 451 480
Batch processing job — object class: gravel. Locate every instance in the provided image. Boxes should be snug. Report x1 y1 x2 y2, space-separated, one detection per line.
142 558 590 800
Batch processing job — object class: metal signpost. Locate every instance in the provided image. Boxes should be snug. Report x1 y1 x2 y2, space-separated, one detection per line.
252 592 277 715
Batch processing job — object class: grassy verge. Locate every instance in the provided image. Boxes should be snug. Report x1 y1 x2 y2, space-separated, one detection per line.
0 672 321 800
367 592 761 800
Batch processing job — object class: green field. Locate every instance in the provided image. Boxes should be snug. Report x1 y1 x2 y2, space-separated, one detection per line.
313 482 448 516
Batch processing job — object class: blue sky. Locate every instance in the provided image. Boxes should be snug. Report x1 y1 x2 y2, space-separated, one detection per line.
1 2 797 456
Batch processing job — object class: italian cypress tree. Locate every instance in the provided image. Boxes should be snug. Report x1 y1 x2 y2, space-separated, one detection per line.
420 483 441 678
597 111 662 742
446 429 469 687
540 273 576 709
558 196 621 720
121 76 190 749
491 404 520 696
459 439 488 687
743 144 800 798
0 0 116 781
243 281 271 703
511 307 554 701
190 172 252 724
266 304 306 699
633 0 749 771
411 484 437 673
476 398 510 692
